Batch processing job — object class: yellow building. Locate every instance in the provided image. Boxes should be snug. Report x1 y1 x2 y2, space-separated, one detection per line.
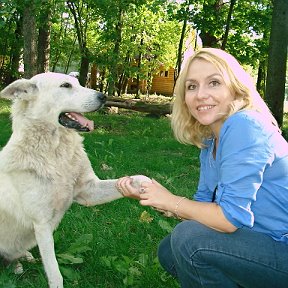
128 66 175 96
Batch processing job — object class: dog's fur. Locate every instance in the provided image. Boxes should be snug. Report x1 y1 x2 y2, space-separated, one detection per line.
0 72 149 288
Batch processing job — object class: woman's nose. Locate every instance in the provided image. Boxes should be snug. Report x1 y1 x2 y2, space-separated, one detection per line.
195 85 209 99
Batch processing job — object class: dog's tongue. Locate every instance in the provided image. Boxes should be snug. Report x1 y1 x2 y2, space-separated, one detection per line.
69 112 94 131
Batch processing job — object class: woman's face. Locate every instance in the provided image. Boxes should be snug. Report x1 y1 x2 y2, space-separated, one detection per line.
184 58 235 137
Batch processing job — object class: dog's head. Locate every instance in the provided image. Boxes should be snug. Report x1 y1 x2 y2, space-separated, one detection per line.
0 72 106 132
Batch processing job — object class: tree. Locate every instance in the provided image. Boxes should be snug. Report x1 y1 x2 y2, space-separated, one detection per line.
37 0 52 73
0 0 283 108
49 3 80 73
23 1 37 78
67 0 91 86
0 0 23 85
107 4 124 96
221 0 236 50
169 0 192 79
194 0 225 48
265 0 288 127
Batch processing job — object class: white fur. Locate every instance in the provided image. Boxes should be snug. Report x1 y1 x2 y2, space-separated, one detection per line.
0 72 150 288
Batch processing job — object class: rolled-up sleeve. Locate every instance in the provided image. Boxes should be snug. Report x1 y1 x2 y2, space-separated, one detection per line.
215 113 273 228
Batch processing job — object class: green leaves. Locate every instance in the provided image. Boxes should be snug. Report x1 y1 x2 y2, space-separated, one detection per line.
158 219 174 233
100 253 161 287
55 233 93 282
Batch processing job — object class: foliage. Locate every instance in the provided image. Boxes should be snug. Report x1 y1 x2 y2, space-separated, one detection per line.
55 233 94 282
1 0 284 96
175 0 273 68
282 113 288 140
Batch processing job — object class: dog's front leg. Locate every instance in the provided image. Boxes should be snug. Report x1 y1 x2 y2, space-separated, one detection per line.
74 174 151 206
74 177 122 206
34 223 63 288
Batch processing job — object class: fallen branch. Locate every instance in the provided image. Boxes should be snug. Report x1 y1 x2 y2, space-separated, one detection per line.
104 97 172 116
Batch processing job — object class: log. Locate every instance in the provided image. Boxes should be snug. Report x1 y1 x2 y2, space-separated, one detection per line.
104 97 172 116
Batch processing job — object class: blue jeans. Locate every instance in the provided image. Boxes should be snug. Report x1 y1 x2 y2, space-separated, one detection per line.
158 220 288 288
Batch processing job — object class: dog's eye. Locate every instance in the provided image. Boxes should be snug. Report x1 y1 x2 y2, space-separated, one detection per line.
60 82 72 88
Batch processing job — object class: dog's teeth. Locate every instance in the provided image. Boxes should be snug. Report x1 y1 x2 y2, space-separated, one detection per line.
67 114 77 121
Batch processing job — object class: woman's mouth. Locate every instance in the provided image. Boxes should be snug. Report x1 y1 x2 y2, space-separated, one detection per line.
197 105 215 111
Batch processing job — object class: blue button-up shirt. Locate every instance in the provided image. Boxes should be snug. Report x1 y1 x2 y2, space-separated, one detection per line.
194 110 288 243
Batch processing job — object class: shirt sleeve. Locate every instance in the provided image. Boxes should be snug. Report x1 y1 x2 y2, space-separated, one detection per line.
215 113 273 228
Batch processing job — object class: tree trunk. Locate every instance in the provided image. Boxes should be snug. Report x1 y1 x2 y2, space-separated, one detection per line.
67 1 90 86
23 3 37 78
199 0 223 47
256 60 266 97
176 12 187 80
136 37 144 99
37 0 52 73
265 0 288 127
79 49 89 86
107 8 123 96
221 0 236 50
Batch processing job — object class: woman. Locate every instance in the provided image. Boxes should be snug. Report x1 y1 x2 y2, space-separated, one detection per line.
116 48 288 287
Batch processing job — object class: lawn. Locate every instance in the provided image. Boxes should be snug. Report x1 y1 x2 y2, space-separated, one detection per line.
0 99 200 288
1 99 287 288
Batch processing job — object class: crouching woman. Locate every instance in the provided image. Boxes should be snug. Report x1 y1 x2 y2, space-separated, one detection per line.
117 48 288 288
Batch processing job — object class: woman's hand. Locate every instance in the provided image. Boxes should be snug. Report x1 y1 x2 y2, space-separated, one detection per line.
138 179 178 212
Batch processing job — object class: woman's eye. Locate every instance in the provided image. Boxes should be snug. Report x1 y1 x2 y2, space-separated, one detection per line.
187 84 197 90
60 82 72 88
210 80 220 87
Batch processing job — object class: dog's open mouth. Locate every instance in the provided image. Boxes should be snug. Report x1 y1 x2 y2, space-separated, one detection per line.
58 112 94 132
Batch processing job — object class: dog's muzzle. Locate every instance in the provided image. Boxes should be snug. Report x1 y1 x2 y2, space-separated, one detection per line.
58 92 107 132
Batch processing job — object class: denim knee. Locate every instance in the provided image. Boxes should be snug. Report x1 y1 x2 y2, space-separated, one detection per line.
170 220 204 257
157 234 177 277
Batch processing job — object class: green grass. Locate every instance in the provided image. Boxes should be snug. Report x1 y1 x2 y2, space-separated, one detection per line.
0 99 200 288
1 98 287 288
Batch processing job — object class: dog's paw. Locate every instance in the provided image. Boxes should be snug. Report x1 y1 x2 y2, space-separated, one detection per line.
130 175 152 189
23 251 36 263
13 261 24 274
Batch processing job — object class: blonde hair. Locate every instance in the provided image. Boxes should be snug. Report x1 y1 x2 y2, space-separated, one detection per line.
171 48 278 148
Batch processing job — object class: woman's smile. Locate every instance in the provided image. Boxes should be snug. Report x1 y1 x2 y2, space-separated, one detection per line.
197 104 216 112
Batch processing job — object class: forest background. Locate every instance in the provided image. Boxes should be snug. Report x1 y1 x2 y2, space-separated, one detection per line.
0 0 287 124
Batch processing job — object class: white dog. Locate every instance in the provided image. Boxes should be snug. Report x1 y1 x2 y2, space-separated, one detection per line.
0 72 150 288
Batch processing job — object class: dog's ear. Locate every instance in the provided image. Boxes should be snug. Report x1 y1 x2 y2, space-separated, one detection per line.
0 79 38 100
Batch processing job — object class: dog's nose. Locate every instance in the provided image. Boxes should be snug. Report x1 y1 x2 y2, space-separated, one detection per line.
97 92 107 103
